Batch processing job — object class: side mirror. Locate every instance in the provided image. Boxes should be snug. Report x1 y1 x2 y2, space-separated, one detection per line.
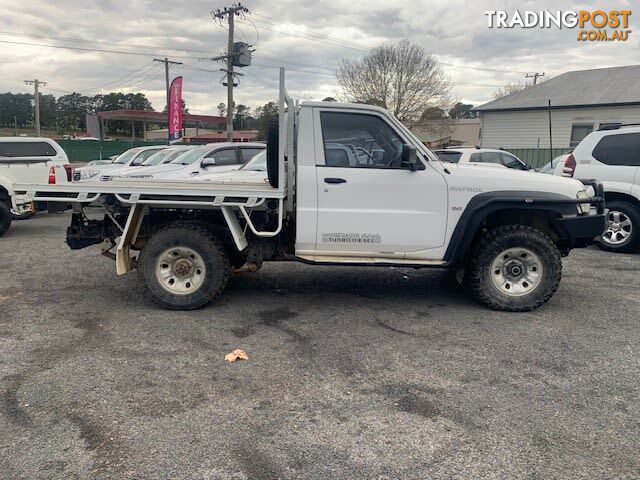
201 158 216 168
401 144 418 171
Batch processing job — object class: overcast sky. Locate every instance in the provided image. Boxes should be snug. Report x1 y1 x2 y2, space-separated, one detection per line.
1 0 638 115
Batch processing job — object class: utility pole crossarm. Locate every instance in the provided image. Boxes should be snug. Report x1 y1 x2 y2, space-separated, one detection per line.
525 72 546 86
25 79 47 137
212 3 249 142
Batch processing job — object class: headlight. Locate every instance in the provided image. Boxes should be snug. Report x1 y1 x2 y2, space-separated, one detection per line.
78 169 101 180
576 190 591 214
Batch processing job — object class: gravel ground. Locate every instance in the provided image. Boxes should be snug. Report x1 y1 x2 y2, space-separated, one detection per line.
1 213 639 480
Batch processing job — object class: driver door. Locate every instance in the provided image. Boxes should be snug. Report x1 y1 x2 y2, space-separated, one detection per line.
313 108 448 257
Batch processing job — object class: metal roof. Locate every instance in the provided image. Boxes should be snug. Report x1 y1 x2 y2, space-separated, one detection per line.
474 65 640 112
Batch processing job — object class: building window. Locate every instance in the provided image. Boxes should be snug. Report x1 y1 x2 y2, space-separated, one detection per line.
570 124 594 148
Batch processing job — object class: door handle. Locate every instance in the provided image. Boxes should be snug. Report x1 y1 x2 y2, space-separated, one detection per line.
324 177 346 184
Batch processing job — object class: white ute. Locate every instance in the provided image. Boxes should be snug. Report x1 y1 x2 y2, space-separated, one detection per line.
15 69 606 311
0 137 72 237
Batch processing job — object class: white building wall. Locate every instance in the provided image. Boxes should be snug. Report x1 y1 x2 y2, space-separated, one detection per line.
479 105 640 149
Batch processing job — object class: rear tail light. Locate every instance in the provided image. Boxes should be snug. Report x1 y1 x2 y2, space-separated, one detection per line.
48 166 56 184
563 154 576 177
63 164 73 182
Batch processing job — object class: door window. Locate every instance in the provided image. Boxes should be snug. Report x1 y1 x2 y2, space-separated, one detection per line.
470 152 502 164
592 133 640 166
319 112 406 169
206 148 239 166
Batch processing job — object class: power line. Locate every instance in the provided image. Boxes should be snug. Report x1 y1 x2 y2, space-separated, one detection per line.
249 12 369 50
0 30 215 56
1 30 534 77
0 39 203 59
81 61 158 93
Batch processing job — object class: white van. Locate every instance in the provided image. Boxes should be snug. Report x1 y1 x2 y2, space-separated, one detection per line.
0 137 72 237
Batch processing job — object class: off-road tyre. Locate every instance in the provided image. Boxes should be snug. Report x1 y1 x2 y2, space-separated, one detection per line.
467 225 562 312
595 200 640 253
12 210 35 220
138 223 230 310
0 201 11 237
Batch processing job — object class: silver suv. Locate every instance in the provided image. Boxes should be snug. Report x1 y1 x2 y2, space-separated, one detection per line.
554 124 640 252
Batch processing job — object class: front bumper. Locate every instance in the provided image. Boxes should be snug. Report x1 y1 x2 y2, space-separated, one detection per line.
559 213 606 245
559 179 606 246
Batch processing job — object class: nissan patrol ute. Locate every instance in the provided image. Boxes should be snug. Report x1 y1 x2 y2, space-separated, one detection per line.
15 69 606 312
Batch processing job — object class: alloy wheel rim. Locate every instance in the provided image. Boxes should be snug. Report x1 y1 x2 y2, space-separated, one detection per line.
602 210 632 246
155 246 206 295
490 247 543 297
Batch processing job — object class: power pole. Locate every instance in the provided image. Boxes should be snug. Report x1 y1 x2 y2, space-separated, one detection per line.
212 3 249 142
153 57 182 144
24 79 47 136
526 72 545 86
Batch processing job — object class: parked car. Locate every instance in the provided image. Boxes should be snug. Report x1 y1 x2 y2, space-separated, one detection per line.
100 146 195 181
199 150 269 185
73 146 168 181
554 124 640 252
434 147 530 170
117 142 265 181
537 155 569 175
0 137 72 236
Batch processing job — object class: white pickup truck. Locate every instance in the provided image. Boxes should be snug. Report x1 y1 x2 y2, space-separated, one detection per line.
1 137 72 237
15 70 606 311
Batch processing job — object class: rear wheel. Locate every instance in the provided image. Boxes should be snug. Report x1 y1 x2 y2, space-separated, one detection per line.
0 201 12 237
596 201 640 253
138 224 230 310
467 225 562 311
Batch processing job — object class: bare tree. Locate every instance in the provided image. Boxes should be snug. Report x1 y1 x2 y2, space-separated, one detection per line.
493 82 528 100
337 40 452 126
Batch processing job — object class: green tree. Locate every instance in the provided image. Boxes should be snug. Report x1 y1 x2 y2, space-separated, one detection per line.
255 101 278 140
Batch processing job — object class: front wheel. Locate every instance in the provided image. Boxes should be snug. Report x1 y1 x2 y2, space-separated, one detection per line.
596 201 640 253
0 201 12 237
138 224 230 310
467 225 562 311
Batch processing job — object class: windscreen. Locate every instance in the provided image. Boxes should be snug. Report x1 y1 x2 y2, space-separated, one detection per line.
170 146 209 165
141 149 174 166
240 151 267 171
162 148 193 164
113 149 139 164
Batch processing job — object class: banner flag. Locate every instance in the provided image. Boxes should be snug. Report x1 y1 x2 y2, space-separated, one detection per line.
168 76 183 144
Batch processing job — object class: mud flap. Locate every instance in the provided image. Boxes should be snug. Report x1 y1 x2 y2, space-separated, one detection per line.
221 205 248 251
116 204 147 275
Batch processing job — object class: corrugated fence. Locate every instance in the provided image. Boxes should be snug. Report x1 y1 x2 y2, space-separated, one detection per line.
59 140 167 162
504 149 569 169
59 141 569 169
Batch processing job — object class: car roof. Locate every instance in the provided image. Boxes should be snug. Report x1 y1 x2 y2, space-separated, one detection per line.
434 147 505 153
0 137 58 143
203 142 266 148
